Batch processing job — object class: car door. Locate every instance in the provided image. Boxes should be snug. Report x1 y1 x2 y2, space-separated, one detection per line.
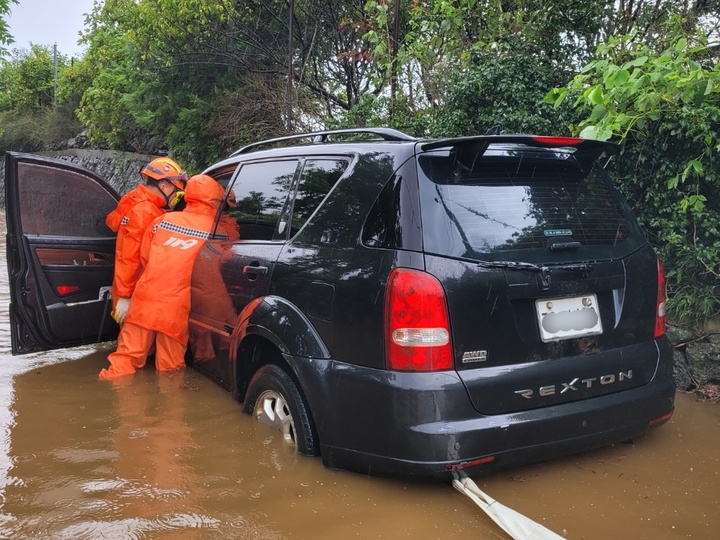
189 158 299 388
4 152 120 355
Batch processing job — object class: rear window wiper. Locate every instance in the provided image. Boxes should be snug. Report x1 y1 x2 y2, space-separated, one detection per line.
477 260 592 273
477 260 543 271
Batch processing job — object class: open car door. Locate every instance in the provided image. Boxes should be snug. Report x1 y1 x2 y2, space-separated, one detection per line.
4 152 120 355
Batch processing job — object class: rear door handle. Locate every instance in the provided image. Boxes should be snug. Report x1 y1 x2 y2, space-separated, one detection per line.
243 265 268 278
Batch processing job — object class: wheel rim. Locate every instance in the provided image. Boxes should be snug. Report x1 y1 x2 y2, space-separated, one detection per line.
254 389 297 450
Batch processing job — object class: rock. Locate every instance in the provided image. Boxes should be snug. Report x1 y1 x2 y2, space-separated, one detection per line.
672 348 694 391
684 334 720 387
666 324 695 345
667 322 720 395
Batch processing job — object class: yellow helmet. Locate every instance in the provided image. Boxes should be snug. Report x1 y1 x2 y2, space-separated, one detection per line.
141 157 188 190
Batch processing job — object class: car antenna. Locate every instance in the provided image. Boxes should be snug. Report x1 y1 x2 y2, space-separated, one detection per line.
485 125 503 135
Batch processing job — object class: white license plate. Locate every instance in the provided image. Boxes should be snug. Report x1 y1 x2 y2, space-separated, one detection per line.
535 294 603 343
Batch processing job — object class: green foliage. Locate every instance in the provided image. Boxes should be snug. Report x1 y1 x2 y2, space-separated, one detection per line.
327 93 391 130
167 92 230 172
77 0 150 151
0 0 18 55
0 45 56 112
77 0 294 162
360 0 611 136
429 46 578 137
0 45 85 149
547 18 720 323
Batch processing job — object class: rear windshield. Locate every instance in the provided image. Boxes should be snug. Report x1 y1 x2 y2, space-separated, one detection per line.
417 148 644 262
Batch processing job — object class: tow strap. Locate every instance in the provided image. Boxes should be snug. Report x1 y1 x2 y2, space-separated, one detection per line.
452 474 566 540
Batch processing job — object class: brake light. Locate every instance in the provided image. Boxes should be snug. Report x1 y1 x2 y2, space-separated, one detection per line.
530 136 583 146
385 268 453 371
654 258 666 338
56 285 80 296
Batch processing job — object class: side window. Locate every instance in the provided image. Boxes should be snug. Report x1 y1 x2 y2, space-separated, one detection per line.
206 163 237 190
363 174 403 249
18 162 117 236
290 159 348 236
227 160 299 240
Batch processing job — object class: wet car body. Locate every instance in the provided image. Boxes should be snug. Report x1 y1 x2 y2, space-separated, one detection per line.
3 129 675 480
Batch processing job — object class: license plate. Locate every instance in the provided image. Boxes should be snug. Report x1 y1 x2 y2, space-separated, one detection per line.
535 294 603 343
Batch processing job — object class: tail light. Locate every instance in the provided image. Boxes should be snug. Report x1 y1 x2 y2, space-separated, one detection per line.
654 258 666 338
385 268 453 371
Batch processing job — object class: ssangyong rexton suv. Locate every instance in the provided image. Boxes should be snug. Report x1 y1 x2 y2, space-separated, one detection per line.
4 128 675 479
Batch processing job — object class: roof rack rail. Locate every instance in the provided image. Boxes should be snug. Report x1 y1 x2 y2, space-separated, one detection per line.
230 127 416 156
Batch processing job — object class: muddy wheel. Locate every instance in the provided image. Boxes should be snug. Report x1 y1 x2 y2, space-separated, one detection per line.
244 364 318 456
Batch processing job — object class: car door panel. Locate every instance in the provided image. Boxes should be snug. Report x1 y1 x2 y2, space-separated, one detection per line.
189 239 237 387
189 159 298 386
189 241 282 388
4 152 120 355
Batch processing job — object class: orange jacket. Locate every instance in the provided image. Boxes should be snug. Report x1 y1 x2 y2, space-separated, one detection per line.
218 212 240 241
106 184 167 301
125 175 225 343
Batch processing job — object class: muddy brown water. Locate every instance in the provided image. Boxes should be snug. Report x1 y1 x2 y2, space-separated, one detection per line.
0 218 719 540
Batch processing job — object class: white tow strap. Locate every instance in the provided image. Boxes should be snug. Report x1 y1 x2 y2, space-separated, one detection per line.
452 476 566 540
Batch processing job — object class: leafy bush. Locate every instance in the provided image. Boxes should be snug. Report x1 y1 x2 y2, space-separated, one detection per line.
0 110 45 151
547 20 720 324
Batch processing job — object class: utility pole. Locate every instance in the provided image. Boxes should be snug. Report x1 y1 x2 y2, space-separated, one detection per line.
390 0 400 117
286 0 294 131
53 43 58 109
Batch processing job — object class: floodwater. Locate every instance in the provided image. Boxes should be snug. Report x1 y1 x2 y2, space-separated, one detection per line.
0 220 719 540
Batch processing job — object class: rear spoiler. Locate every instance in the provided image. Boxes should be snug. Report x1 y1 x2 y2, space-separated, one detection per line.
420 135 619 173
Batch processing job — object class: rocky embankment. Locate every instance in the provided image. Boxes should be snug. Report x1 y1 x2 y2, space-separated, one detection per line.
1 148 719 400
668 323 720 401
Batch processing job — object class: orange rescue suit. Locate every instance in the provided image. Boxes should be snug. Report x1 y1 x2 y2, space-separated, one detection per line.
125 176 225 344
99 175 225 379
106 184 167 304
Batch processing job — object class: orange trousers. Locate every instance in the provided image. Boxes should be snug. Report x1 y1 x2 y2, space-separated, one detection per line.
99 322 186 380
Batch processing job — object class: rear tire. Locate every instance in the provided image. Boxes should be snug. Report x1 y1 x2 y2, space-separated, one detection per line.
243 364 319 456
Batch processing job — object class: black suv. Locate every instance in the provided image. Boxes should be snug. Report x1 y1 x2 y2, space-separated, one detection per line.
3 128 675 480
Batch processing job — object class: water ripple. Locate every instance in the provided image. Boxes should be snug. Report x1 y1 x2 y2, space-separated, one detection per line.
56 512 221 540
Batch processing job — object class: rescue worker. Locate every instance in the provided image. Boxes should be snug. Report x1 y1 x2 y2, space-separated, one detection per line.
106 157 187 325
98 174 226 380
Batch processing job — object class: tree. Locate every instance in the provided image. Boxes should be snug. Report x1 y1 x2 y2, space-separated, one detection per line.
429 46 579 137
357 1 720 134
0 0 17 56
0 45 57 112
77 0 153 153
0 45 84 150
76 0 390 166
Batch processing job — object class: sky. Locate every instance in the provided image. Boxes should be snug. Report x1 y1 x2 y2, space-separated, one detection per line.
5 0 97 58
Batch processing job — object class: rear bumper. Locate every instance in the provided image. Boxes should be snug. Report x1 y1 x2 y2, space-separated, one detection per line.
324 380 674 481
292 339 676 481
